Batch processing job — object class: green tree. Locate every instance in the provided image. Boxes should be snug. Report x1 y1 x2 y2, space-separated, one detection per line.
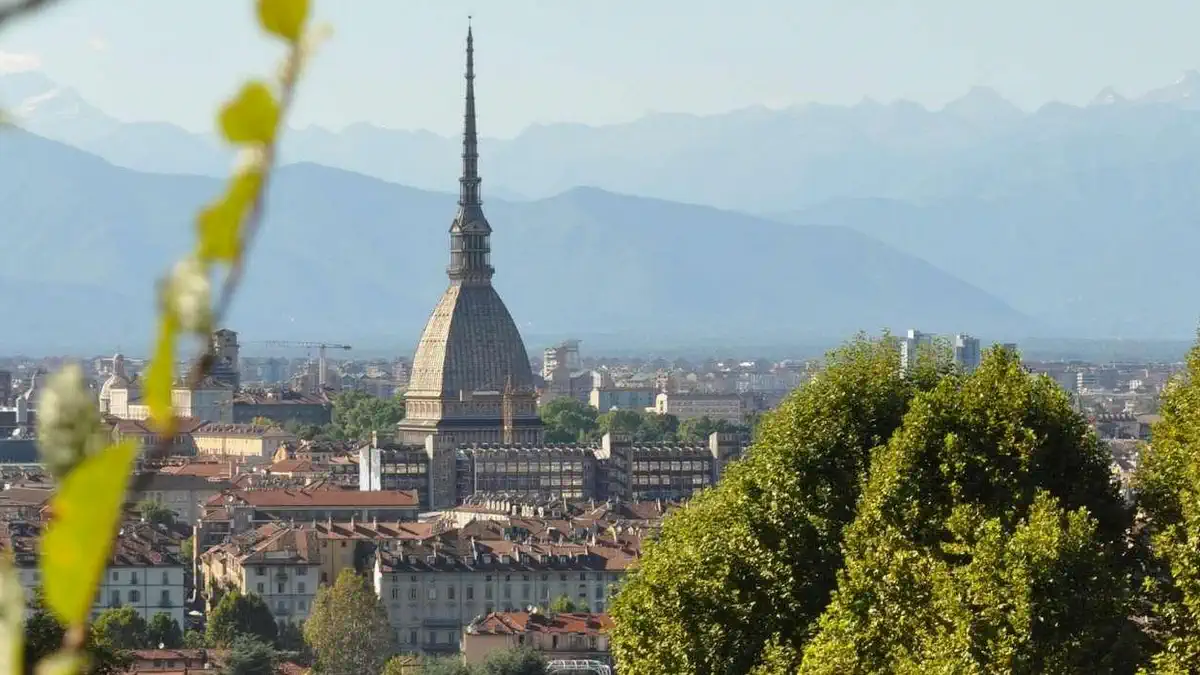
331 390 407 442
676 415 745 443
138 499 176 527
798 347 1137 673
303 569 393 675
539 398 599 443
282 420 322 440
206 590 278 647
23 589 132 675
181 536 194 563
610 335 927 674
92 606 150 650
382 654 423 675
547 595 580 613
1134 340 1200 672
479 648 549 675
249 416 277 427
221 635 277 675
636 411 679 443
183 629 208 649
146 612 183 649
596 409 644 437
420 656 476 675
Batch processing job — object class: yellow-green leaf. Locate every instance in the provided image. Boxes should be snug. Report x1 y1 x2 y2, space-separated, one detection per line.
196 170 262 263
257 0 310 42
0 555 23 675
40 441 138 626
144 316 177 432
34 651 83 675
217 82 279 144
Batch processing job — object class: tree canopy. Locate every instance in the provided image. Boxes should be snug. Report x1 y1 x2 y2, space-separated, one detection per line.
206 590 278 648
417 648 548 675
221 635 277 675
331 390 407 441
609 337 1141 674
146 612 183 649
303 569 393 675
23 589 131 675
92 606 149 650
539 397 599 443
137 499 176 527
1134 341 1200 672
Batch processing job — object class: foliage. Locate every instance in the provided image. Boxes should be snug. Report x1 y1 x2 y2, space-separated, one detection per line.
546 595 580 613
302 569 393 675
4 1 319 672
206 590 278 648
220 635 277 675
676 415 747 443
146 613 183 649
180 537 194 563
137 500 176 527
182 630 208 649
382 654 422 675
596 409 680 443
419 656 475 675
330 390 406 441
538 398 599 443
610 339 1138 674
477 648 548 675
91 607 148 650
21 589 131 675
273 621 311 665
609 335 923 675
1134 341 1200 672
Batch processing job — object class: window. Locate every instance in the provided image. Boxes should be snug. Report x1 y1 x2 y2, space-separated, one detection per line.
392 588 399 600
409 588 417 601
161 571 170 585
466 586 474 600
522 585 530 600
111 571 119 582
427 632 436 645
160 590 171 607
427 588 438 601
297 567 307 576
503 585 511 600
321 572 328 584
257 567 266 576
298 600 306 612
257 583 265 594
552 635 559 649
129 590 140 603
409 630 417 645
297 582 306 594
485 586 493 600
447 586 455 600
595 585 604 599
130 573 139 585
277 583 285 594
109 590 119 607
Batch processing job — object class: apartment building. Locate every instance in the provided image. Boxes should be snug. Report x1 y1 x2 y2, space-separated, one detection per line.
373 534 636 656
200 523 321 623
653 392 744 423
463 610 613 667
1 520 187 626
192 423 298 460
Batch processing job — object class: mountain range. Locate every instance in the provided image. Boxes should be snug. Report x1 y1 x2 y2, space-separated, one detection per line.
6 70 1200 349
0 128 1030 354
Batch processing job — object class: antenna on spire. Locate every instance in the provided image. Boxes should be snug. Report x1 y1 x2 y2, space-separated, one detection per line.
459 18 480 208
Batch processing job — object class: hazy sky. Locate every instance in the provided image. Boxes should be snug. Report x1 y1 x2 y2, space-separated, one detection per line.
2 0 1200 137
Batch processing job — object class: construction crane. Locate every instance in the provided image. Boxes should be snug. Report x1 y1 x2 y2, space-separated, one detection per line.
252 341 352 390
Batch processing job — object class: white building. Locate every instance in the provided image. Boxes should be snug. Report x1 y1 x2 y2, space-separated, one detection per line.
953 334 982 373
900 329 933 372
3 521 187 627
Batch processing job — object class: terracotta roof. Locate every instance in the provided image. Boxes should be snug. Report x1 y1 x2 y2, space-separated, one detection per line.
201 523 320 566
269 459 315 474
468 611 613 636
194 423 296 439
207 488 419 509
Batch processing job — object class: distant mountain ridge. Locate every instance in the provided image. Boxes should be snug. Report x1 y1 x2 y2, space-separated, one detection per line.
0 129 1031 354
9 71 1200 210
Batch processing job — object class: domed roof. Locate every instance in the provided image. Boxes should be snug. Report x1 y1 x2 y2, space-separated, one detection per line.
99 353 129 401
407 283 536 396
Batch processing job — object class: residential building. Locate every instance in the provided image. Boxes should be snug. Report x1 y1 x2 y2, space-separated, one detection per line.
232 389 333 427
199 523 321 622
589 387 656 413
131 472 234 526
373 531 636 655
101 354 234 423
654 392 744 423
900 329 933 372
953 334 982 373
191 423 297 460
1 521 187 626
463 611 613 667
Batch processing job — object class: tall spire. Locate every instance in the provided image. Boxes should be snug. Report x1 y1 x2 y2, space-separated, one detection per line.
459 18 481 207
446 19 494 285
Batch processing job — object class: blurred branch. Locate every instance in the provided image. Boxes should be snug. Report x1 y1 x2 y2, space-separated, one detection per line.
0 0 64 28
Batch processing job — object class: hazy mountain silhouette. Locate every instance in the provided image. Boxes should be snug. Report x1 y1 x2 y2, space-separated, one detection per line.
0 130 1031 353
11 71 1200 211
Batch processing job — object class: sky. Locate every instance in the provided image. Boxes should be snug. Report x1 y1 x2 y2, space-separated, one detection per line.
2 0 1200 138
